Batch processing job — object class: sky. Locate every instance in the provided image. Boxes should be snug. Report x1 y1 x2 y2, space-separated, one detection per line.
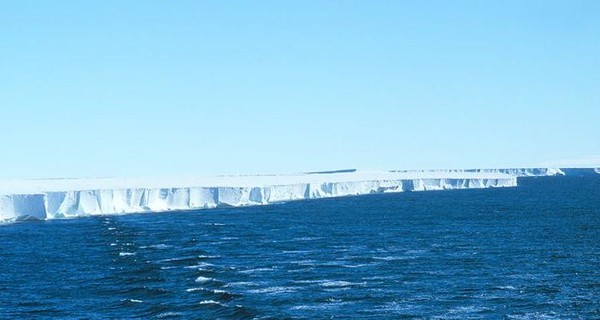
1 1 599 179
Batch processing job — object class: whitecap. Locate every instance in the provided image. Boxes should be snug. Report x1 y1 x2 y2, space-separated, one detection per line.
238 267 274 274
343 263 372 268
291 305 326 311
506 312 560 320
212 289 228 294
160 266 177 270
247 286 296 294
198 300 224 306
149 244 172 249
496 285 517 290
291 302 349 311
184 262 215 269
293 279 327 284
119 252 136 256
156 312 183 318
225 281 259 287
323 287 352 292
157 256 197 263
281 250 315 254
287 268 315 273
362 275 395 280
195 276 214 283
320 281 365 287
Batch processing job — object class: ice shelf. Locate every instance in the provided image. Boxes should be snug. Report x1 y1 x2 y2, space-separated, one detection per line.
0 170 517 222
394 168 565 177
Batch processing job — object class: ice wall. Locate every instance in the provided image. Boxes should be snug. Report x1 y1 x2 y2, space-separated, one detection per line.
465 168 565 177
559 168 600 176
394 168 565 177
0 194 47 221
0 171 517 222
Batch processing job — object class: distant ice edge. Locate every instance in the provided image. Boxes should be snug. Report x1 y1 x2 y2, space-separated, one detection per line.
396 168 566 177
0 177 516 222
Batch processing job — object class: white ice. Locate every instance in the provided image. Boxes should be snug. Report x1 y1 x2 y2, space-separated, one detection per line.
0 169 523 222
395 168 565 177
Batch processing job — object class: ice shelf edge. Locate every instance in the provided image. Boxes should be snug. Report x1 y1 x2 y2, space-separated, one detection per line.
0 176 517 222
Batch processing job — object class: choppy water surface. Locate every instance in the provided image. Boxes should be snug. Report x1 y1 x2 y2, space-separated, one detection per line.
1 176 599 319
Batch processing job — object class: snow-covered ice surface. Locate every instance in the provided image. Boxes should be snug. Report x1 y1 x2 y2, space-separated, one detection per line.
0 170 517 222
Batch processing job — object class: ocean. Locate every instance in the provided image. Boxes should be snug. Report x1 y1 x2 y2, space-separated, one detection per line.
1 175 599 319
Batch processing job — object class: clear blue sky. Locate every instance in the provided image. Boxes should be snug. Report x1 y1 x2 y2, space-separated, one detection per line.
1 1 599 178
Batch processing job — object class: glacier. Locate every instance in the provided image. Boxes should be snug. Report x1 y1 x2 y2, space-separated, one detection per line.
0 170 517 222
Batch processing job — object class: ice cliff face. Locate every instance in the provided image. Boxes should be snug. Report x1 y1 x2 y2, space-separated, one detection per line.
595 168 600 174
0 171 516 222
394 168 565 177
559 168 600 176
464 168 565 177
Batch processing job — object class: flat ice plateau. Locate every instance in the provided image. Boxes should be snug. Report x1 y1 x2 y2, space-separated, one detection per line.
0 170 522 222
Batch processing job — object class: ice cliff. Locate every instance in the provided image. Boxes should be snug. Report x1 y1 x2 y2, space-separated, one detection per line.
394 168 565 177
0 171 516 222
462 168 565 177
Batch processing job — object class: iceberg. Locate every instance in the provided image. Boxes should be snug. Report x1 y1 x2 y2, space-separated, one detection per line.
0 170 517 222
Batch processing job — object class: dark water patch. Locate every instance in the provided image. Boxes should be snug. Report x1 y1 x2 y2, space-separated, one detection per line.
0 176 599 318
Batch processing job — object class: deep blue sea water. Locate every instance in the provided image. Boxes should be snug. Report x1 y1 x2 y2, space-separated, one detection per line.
1 176 599 319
